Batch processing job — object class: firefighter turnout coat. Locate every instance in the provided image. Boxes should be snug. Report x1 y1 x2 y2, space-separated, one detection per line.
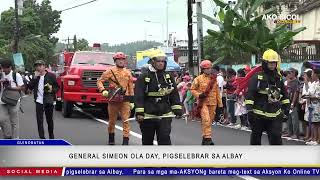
134 69 182 118
245 71 290 120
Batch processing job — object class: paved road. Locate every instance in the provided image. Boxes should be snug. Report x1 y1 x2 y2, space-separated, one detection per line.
19 96 305 146
5 96 315 180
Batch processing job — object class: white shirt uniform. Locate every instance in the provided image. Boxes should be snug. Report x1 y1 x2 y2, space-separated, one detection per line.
217 74 225 98
36 75 45 104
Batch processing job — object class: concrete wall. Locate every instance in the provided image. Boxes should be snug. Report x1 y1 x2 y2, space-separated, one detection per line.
293 6 320 40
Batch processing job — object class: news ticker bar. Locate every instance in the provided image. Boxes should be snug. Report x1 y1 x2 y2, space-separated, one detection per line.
1 167 320 176
0 146 319 167
0 140 71 146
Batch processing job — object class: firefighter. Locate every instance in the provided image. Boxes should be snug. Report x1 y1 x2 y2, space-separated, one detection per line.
134 51 182 145
245 49 290 145
191 60 223 145
97 52 134 145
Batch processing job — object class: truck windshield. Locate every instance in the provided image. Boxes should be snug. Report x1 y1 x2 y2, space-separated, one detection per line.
72 52 115 65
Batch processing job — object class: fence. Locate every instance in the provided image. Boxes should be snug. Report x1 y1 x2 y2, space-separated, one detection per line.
281 46 320 62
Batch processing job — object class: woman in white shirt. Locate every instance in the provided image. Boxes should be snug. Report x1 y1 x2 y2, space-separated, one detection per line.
305 69 320 145
302 68 320 145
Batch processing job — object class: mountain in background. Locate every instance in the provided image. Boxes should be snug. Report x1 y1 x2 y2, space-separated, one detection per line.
55 40 162 57
101 41 162 56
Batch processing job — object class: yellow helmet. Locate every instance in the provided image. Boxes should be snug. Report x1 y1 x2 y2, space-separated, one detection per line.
262 49 279 62
149 50 167 59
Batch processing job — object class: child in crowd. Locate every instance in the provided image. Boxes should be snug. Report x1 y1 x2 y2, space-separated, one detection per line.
184 82 195 121
304 68 320 145
234 68 249 130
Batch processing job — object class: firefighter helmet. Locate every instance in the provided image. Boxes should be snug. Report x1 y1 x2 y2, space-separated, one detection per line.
262 49 279 62
113 52 126 60
200 60 212 69
150 51 167 60
148 51 167 71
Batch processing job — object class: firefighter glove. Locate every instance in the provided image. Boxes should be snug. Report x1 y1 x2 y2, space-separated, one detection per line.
102 90 109 97
136 115 144 124
199 93 207 99
282 114 289 122
130 103 134 110
173 109 183 118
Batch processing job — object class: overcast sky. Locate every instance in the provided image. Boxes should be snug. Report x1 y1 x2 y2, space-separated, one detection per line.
0 0 219 45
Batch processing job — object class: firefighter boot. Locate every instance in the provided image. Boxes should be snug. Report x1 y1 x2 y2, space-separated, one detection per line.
201 137 205 145
108 133 115 145
122 137 129 145
202 137 214 145
208 139 215 145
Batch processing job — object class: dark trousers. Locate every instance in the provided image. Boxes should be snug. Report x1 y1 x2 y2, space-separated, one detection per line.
249 116 282 145
227 99 236 123
240 114 249 127
36 102 54 139
139 118 172 145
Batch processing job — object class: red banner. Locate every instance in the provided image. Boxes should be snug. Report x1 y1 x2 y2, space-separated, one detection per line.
0 167 63 176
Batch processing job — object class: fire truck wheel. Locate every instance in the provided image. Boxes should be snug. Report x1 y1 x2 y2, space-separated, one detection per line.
55 101 62 111
63 101 73 118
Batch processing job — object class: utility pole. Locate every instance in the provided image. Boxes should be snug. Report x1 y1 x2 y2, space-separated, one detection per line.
13 0 20 53
187 0 194 76
196 0 204 76
166 0 169 47
62 37 72 51
73 35 78 51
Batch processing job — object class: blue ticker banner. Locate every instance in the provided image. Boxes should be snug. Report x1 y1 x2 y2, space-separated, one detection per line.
0 139 71 146
64 167 320 176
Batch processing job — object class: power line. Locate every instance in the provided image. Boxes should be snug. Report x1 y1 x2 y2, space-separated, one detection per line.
60 0 99 12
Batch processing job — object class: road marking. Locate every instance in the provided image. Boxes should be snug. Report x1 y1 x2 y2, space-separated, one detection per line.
75 107 158 145
76 107 261 180
215 123 305 142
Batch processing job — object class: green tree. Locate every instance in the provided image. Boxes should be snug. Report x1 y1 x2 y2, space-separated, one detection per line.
0 39 10 58
73 35 78 51
0 0 61 70
19 35 54 70
37 0 62 38
101 41 162 56
77 38 90 51
54 42 66 53
202 0 306 64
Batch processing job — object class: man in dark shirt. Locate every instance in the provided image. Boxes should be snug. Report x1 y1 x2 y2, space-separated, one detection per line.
285 68 300 139
225 68 237 125
28 60 59 139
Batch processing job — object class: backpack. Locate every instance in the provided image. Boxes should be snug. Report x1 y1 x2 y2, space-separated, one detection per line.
12 72 27 87
12 72 25 112
1 72 22 106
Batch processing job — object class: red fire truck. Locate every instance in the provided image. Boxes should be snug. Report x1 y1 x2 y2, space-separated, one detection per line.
54 47 115 118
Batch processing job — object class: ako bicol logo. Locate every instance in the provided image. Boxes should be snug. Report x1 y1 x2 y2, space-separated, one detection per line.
262 13 302 24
